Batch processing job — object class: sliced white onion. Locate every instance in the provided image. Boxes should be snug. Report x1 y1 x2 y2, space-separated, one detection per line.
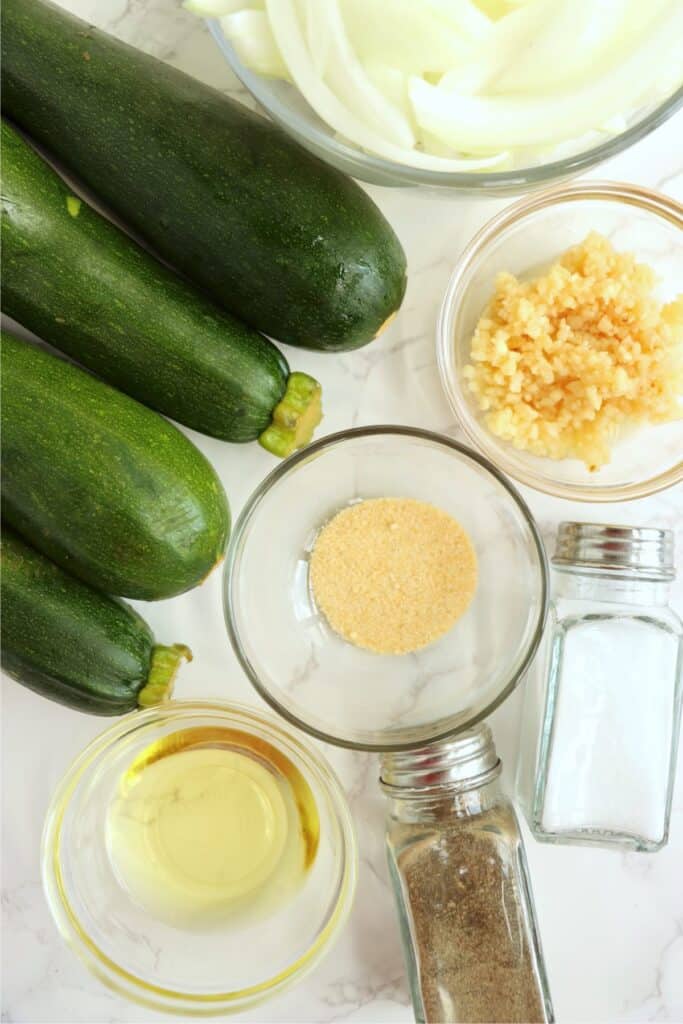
472 0 511 17
472 0 535 20
183 0 263 15
187 0 683 173
438 0 558 96
338 0 479 75
445 0 676 98
496 0 651 94
365 63 415 127
418 126 513 169
424 0 492 40
311 0 415 148
265 0 509 170
220 10 288 77
303 0 332 77
410 8 683 152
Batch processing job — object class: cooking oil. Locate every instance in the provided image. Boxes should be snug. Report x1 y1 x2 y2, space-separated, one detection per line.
106 726 319 930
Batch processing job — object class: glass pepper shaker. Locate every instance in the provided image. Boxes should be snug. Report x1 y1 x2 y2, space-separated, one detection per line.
517 523 683 852
381 725 554 1024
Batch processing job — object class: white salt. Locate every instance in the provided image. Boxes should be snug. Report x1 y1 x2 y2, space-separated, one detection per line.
541 617 678 842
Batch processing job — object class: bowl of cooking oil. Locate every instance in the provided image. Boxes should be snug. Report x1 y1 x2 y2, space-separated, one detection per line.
42 701 357 1016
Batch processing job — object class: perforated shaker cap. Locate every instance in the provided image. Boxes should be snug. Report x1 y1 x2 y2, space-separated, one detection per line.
379 724 501 794
552 522 675 581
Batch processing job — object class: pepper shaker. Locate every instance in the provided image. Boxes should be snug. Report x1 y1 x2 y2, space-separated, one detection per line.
517 523 683 851
382 725 554 1024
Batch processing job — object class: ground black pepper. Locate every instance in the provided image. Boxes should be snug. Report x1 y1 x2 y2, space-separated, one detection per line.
390 801 550 1023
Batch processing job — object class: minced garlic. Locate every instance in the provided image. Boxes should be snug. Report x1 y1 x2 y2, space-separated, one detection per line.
464 232 683 470
309 497 477 656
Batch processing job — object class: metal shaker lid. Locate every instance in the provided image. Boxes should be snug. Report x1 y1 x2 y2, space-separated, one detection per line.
380 724 501 795
552 522 675 580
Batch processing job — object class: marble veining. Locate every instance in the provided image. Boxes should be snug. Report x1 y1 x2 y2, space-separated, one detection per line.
2 1 682 1021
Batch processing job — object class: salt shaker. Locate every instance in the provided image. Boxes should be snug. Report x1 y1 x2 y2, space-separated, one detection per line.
382 726 554 1024
517 523 683 852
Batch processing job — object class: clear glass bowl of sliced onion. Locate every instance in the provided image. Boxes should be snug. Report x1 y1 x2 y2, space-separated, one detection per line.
189 0 683 193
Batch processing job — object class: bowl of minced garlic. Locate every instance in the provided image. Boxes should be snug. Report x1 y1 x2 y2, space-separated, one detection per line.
310 497 478 656
463 232 683 473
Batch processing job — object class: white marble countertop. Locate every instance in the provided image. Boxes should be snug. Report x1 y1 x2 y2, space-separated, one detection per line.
2 3 683 1022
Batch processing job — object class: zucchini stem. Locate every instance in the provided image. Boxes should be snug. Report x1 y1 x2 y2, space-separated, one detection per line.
138 643 193 707
259 372 323 458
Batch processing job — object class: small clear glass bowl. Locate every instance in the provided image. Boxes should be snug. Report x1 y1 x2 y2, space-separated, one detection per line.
41 701 357 1017
209 20 683 195
225 427 548 752
437 181 683 502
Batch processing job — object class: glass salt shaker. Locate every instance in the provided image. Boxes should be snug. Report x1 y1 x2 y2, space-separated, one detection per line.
517 523 683 852
382 725 554 1024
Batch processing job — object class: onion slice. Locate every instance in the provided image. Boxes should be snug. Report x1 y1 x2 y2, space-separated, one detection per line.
337 0 480 75
311 0 415 148
366 63 415 127
424 0 492 40
496 0 649 94
220 10 288 77
265 0 509 170
439 0 557 95
303 0 332 77
410 7 683 152
183 0 263 15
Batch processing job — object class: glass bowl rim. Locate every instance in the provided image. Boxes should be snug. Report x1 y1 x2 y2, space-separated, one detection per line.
209 20 683 192
41 700 358 1016
224 425 550 752
436 179 683 502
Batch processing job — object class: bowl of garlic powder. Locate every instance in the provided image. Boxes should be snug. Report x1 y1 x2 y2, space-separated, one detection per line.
224 426 548 751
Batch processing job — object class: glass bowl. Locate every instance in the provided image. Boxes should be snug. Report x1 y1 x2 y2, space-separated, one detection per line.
224 426 548 752
41 701 357 1016
208 20 683 195
437 181 683 502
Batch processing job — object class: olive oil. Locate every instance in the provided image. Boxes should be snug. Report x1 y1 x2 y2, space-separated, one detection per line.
106 726 319 929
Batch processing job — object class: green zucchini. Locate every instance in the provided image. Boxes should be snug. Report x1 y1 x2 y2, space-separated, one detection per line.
0 0 407 352
1 527 191 715
0 121 321 457
1 334 230 601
